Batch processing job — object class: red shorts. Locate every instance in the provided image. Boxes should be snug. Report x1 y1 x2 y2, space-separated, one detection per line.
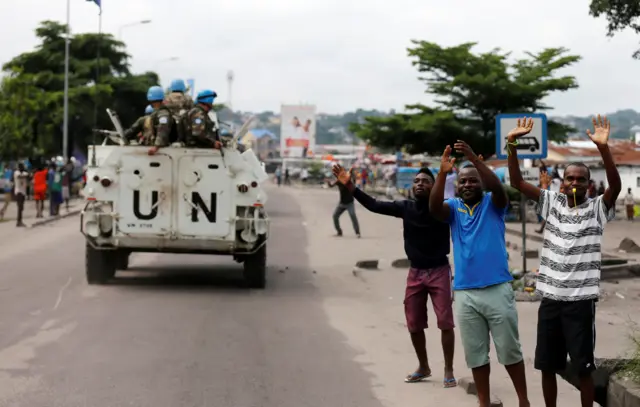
33 190 46 201
404 265 455 332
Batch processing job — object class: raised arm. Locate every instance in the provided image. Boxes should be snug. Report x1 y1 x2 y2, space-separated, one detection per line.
331 164 403 217
586 115 621 209
429 146 455 221
506 117 544 201
454 140 507 209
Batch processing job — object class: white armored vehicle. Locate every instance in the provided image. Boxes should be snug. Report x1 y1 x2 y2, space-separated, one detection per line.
80 110 270 288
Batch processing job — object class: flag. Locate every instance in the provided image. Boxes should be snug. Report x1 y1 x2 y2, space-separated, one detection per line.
186 79 195 99
88 0 101 7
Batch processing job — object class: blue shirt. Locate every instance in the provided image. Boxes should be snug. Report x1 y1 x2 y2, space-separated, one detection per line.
445 192 512 290
2 169 13 193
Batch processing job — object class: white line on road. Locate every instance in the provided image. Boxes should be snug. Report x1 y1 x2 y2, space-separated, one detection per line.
53 276 72 310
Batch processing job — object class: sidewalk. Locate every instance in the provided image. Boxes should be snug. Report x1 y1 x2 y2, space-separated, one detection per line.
0 198 82 230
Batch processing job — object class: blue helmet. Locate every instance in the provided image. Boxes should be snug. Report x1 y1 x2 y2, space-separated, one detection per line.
196 89 217 105
144 105 153 114
170 79 186 92
146 86 165 102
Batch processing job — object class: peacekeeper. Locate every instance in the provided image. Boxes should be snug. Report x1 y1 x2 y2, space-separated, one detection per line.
142 86 177 155
164 79 194 114
123 105 154 144
186 89 222 149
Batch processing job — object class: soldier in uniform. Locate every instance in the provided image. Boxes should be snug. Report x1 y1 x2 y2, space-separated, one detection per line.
123 105 155 144
164 79 194 114
123 86 175 155
185 89 222 149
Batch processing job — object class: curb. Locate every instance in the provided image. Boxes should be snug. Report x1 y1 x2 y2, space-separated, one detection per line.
28 209 82 228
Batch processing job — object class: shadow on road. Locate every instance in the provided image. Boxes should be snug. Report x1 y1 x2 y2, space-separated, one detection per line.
111 264 247 290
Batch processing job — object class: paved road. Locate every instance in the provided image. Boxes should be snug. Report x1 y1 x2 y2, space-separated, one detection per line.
0 188 384 407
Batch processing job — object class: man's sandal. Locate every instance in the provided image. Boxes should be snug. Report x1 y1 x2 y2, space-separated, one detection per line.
443 377 457 388
404 371 431 383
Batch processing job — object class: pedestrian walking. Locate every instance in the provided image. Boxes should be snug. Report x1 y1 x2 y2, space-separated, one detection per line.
507 115 621 407
328 168 361 237
430 142 529 407
0 165 14 221
275 166 282 186
48 163 63 216
332 164 456 387
624 188 634 221
13 163 29 227
33 165 48 218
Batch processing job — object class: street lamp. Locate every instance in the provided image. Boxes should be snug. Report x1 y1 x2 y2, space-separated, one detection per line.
118 19 152 40
62 0 71 162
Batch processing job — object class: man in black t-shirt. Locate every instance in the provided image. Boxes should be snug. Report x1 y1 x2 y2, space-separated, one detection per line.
328 168 361 237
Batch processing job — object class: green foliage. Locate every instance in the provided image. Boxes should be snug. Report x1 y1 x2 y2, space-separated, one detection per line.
306 161 325 178
558 109 640 140
351 41 580 157
589 0 640 58
620 330 640 383
0 20 160 159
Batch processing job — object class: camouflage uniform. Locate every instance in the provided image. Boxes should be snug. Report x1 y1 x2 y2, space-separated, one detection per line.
185 104 220 148
123 115 153 144
164 92 194 115
148 106 176 147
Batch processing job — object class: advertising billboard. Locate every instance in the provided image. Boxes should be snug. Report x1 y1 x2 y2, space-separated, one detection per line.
280 105 316 158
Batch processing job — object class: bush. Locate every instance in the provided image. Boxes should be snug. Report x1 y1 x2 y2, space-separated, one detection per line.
620 334 640 383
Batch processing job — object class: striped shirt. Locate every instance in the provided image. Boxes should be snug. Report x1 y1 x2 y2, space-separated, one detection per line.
536 190 615 301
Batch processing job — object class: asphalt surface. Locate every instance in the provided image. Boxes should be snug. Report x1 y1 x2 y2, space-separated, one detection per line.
0 188 383 407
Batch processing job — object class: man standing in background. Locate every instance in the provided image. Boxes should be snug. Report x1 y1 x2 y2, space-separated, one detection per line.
329 168 361 238
624 188 635 221
13 163 29 227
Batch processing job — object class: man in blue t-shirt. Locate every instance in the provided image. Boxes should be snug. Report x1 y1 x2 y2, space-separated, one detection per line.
430 141 529 407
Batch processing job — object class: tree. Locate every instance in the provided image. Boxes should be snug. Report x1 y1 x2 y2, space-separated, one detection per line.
350 41 580 157
0 20 160 159
589 0 640 58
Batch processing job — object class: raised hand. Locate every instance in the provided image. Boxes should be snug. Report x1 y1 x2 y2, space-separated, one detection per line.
586 114 610 146
440 145 456 174
507 117 534 142
454 140 478 161
540 171 552 189
332 164 352 185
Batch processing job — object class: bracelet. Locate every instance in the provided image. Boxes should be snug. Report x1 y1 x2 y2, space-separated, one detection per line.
506 141 518 156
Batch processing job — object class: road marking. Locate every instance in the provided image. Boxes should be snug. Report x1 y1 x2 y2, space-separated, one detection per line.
53 277 72 310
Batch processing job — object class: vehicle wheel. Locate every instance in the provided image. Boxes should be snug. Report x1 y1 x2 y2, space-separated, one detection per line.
530 146 536 152
115 250 130 270
243 243 267 289
85 243 116 285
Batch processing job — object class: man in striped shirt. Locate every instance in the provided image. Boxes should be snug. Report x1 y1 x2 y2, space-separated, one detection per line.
507 115 621 407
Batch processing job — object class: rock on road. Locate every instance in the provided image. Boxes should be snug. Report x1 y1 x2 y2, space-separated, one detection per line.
0 185 481 407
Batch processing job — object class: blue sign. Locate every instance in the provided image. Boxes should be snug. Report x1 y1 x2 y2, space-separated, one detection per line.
495 113 547 160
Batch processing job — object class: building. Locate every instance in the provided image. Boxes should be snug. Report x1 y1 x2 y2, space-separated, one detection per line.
239 129 278 160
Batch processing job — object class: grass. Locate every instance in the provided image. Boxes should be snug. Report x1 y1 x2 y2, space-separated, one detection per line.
620 334 640 383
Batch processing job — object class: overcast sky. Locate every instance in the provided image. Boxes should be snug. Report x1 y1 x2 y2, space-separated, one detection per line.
0 0 638 116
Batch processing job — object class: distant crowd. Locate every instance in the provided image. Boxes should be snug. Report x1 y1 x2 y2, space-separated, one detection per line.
0 159 85 227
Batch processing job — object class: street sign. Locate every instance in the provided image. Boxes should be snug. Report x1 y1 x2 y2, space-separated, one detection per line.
495 113 548 160
504 168 540 186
